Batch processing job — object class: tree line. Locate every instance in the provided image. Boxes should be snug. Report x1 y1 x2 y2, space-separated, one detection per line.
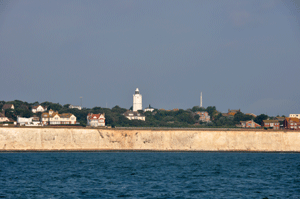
0 100 274 128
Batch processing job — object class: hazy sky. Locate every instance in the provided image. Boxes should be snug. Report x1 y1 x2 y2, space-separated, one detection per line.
0 0 300 116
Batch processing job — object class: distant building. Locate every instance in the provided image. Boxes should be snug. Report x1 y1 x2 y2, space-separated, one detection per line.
228 109 240 116
87 113 105 127
123 110 145 121
69 105 82 110
289 114 300 119
17 116 41 126
195 111 211 122
239 120 261 128
245 113 256 117
133 88 142 112
262 120 280 130
144 104 155 112
0 112 10 122
32 105 47 113
274 117 285 122
284 117 300 130
2 104 14 110
41 109 76 125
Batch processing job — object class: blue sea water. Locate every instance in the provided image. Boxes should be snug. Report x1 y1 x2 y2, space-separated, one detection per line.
0 152 299 198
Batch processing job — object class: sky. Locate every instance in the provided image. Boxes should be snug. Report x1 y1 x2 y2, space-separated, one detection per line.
0 0 300 116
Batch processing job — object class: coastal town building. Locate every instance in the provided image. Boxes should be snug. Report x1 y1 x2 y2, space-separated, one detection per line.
284 117 300 130
123 110 145 121
245 113 256 117
69 105 82 110
195 111 211 122
17 116 41 126
133 88 142 112
87 113 105 127
2 104 14 110
289 114 300 119
262 120 280 130
238 120 261 128
227 109 240 116
41 109 76 125
144 104 154 112
31 105 47 113
0 112 10 122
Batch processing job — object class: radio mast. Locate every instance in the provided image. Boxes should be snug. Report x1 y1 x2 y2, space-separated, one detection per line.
200 92 202 107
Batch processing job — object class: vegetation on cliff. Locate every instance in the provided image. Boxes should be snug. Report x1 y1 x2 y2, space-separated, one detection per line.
0 100 273 128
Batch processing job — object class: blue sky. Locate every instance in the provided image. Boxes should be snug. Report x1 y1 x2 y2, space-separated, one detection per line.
0 0 299 116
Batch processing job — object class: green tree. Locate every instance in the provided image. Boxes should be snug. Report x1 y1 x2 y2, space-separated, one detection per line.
254 114 269 125
206 106 216 118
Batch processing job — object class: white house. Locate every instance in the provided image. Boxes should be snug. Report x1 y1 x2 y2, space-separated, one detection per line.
87 113 105 127
144 104 154 112
17 116 41 126
32 105 47 113
289 114 300 119
69 105 82 110
133 88 142 112
123 110 145 121
0 112 9 122
41 109 77 125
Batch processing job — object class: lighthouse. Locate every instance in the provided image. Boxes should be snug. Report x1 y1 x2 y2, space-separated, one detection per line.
133 88 142 112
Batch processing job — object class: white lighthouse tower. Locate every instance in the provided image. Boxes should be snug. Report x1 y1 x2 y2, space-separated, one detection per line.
133 88 142 112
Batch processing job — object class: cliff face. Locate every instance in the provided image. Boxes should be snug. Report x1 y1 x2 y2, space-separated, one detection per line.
0 128 299 151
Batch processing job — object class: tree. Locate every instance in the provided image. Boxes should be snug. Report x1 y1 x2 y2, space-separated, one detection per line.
233 112 254 124
254 114 269 125
63 104 70 108
191 106 206 112
206 106 216 118
112 105 127 114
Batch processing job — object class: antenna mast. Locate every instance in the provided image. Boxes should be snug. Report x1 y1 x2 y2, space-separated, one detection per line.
200 92 202 108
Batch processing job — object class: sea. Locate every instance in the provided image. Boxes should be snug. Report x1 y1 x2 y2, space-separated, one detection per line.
0 152 299 199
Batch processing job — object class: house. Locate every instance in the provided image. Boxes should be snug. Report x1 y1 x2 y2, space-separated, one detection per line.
31 105 47 113
144 104 155 112
123 110 145 121
69 105 82 110
0 112 10 122
17 116 41 126
245 113 256 118
195 111 211 122
87 113 105 127
284 117 300 130
274 117 285 122
41 109 76 125
289 114 300 119
239 120 261 128
2 104 14 110
262 120 280 130
228 109 240 116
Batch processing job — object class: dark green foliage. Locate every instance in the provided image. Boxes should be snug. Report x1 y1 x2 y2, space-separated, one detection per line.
0 100 271 128
191 106 206 112
254 114 269 125
112 106 127 114
233 112 254 124
206 106 216 118
63 104 70 108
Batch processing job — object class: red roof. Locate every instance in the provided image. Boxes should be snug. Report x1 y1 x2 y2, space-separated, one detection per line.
87 113 105 120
